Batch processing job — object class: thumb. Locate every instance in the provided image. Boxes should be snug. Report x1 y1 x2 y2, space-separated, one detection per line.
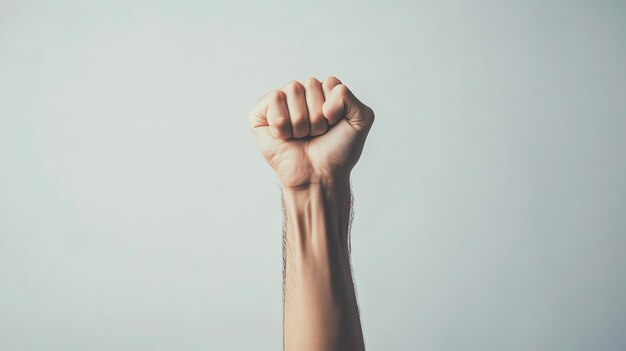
322 84 374 132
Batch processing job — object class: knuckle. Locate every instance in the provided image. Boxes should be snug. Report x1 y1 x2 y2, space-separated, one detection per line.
273 115 291 127
323 76 341 87
291 113 308 124
303 76 320 88
309 112 325 122
335 84 350 98
283 80 303 94
268 90 285 103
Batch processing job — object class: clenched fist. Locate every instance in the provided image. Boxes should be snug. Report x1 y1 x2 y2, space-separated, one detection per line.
250 77 374 189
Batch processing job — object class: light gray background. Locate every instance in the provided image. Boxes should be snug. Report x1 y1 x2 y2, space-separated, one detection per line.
1 1 625 350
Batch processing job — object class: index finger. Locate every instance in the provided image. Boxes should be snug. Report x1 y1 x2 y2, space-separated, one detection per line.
250 90 293 139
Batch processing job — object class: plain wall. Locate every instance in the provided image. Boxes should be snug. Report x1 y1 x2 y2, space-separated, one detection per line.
1 1 625 350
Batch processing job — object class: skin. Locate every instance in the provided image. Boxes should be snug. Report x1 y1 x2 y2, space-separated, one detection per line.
250 76 374 351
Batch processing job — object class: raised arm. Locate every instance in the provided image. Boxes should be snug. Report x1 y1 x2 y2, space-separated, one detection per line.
250 77 374 351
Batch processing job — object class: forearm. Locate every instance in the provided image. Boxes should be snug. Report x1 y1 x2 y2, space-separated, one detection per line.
250 76 373 350
282 178 365 351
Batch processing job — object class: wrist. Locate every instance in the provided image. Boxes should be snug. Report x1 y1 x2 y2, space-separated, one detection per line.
281 175 352 252
281 173 351 193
